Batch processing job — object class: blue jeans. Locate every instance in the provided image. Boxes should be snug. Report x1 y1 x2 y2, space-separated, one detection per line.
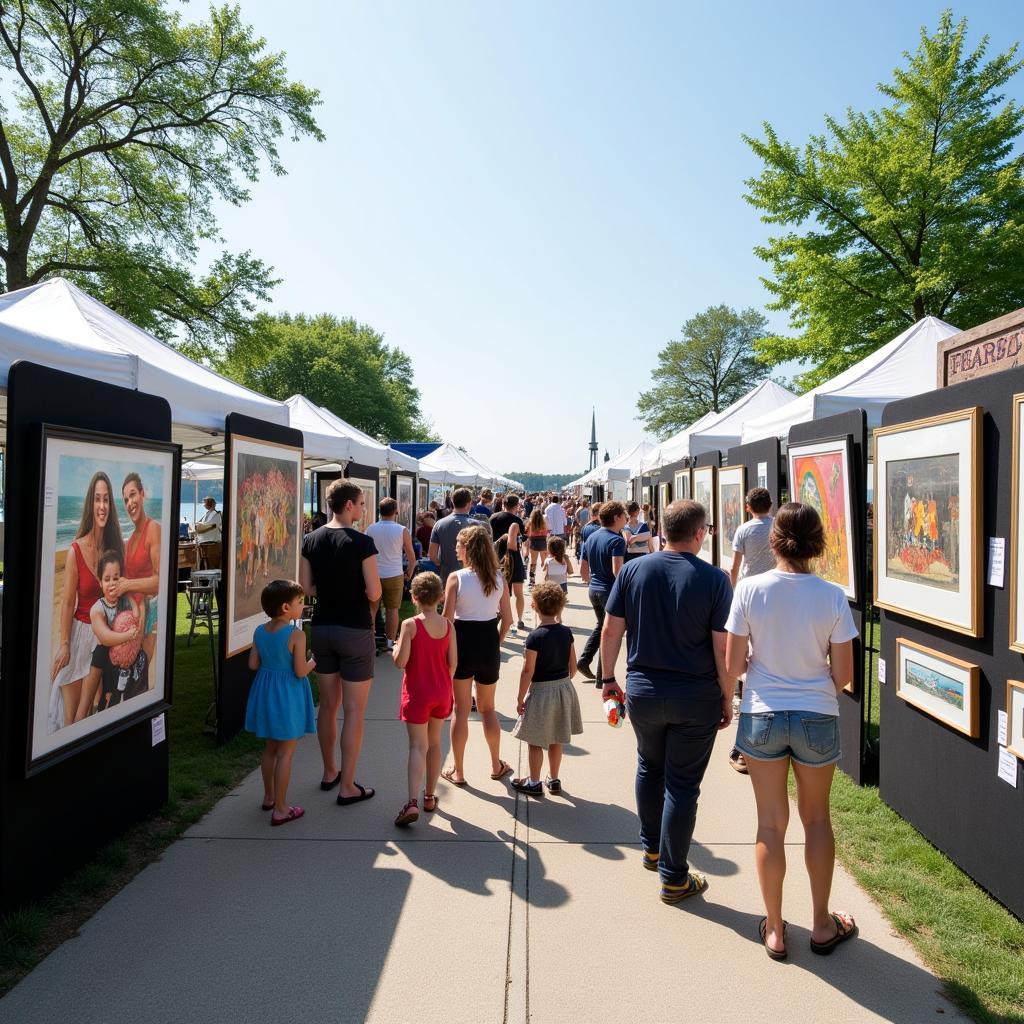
626 694 721 885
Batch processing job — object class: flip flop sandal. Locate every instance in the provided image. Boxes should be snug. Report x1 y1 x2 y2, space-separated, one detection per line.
261 799 275 811
319 771 342 791
758 917 788 960
271 806 305 827
490 760 513 780
423 794 439 812
810 913 857 955
660 872 708 904
336 783 376 806
441 767 467 787
394 799 419 827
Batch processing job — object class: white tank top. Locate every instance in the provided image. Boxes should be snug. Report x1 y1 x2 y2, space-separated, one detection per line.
544 559 568 582
454 568 504 621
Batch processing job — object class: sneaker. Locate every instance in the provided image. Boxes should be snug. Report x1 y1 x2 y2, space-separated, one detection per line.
729 750 749 775
510 626 519 638
577 660 595 680
544 776 561 794
511 777 543 797
517 620 527 631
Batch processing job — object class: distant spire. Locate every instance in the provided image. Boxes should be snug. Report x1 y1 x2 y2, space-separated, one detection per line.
588 407 599 471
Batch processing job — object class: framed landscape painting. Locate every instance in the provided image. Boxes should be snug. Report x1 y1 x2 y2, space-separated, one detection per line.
716 465 746 565
692 465 716 564
29 426 178 771
788 436 856 601
226 435 303 657
874 407 981 637
1010 395 1024 652
895 638 979 738
1007 680 1024 762
674 469 690 501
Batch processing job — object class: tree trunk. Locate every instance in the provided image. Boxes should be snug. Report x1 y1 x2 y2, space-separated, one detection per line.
913 296 926 321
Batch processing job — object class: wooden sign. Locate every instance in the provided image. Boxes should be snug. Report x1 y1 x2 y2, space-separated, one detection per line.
937 308 1024 387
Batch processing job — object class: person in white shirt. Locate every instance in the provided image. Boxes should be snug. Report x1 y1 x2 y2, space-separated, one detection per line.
544 495 567 539
366 497 416 649
725 502 858 961
194 496 222 569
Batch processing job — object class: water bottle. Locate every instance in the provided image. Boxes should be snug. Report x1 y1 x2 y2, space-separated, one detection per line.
117 668 129 692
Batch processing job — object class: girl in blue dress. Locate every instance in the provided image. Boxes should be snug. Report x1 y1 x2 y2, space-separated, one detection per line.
246 580 316 826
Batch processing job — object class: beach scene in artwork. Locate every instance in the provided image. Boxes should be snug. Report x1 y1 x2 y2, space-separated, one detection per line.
904 659 965 710
885 453 960 591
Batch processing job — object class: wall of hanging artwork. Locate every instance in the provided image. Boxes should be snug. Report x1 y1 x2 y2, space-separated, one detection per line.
878 367 1024 922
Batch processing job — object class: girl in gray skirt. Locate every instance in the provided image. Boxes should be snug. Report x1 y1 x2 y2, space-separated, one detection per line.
511 583 583 796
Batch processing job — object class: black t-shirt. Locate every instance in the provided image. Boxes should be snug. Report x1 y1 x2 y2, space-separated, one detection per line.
490 510 524 547
526 622 575 682
301 525 378 629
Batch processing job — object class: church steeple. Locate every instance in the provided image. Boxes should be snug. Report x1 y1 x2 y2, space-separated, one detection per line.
588 408 598 471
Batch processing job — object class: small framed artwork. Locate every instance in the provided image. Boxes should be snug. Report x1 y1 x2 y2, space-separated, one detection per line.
1010 395 1024 652
674 469 690 501
874 407 982 637
396 476 415 533
658 482 670 513
378 467 389 500
716 465 746 565
417 480 429 515
30 426 179 772
641 485 651 507
349 477 377 532
1006 680 1024 761
895 638 979 738
788 436 857 601
226 435 303 657
692 465 716 564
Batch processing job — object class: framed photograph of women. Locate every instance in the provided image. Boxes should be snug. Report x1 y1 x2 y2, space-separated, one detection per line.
874 407 981 636
1009 395 1024 651
29 426 178 771
716 465 746 565
673 469 690 501
1006 681 1024 761
692 465 716 564
895 638 979 738
396 477 415 533
349 477 377 532
226 435 303 657
788 436 857 601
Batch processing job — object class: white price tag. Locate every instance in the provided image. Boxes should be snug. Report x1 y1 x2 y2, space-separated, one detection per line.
878 658 886 684
998 747 1018 787
988 537 1005 587
44 486 55 507
151 713 166 746
998 710 1009 748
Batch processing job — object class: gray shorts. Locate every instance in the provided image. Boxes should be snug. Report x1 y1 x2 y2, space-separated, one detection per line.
310 625 375 682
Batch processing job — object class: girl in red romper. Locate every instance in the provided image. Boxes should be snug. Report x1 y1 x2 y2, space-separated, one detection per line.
391 572 457 826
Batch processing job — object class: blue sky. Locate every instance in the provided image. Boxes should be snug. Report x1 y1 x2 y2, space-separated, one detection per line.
205 2 1023 474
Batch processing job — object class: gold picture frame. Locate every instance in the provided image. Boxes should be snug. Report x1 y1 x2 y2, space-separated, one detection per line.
674 468 690 501
1009 394 1024 652
1006 680 1024 761
716 465 746 565
895 638 979 738
873 406 982 637
692 465 716 564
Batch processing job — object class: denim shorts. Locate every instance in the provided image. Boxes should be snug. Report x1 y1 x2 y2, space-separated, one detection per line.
735 710 841 767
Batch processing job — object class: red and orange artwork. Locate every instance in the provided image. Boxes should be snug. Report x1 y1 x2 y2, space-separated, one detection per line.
792 450 851 593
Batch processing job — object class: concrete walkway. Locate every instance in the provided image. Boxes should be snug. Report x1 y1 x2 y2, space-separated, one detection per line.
1 579 966 1023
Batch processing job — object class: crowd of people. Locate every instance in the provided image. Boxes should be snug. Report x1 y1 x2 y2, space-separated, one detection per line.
243 478 859 961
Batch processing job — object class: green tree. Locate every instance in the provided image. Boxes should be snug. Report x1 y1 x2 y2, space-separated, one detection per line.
0 1 322 356
222 313 433 442
636 304 769 438
745 11 1024 390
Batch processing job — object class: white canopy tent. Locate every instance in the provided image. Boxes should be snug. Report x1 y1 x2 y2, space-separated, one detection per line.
642 380 796 472
307 401 419 473
417 442 520 489
0 278 290 457
741 317 960 443
181 460 223 529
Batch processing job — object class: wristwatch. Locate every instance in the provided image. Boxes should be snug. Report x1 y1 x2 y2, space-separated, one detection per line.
601 676 617 686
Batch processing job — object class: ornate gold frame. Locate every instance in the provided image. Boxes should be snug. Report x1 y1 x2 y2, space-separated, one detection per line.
896 638 979 738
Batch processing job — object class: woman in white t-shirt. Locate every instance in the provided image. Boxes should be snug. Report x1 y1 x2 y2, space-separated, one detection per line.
725 503 859 962
441 526 513 787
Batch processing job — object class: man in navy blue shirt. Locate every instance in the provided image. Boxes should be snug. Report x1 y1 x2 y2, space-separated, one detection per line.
600 499 734 905
578 501 627 682
471 488 494 520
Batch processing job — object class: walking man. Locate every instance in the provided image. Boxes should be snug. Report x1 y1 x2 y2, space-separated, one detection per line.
471 488 494 521
544 492 567 541
600 499 734 903
577 501 626 682
490 493 528 635
366 497 416 651
428 488 479 582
